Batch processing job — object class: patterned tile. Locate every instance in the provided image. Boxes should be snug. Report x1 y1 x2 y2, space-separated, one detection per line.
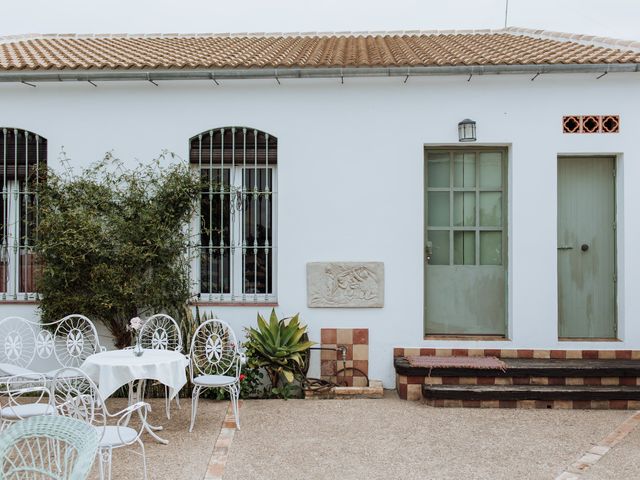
322 328 368 387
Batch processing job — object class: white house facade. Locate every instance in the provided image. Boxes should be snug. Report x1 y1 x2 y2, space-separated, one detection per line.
1 27 639 388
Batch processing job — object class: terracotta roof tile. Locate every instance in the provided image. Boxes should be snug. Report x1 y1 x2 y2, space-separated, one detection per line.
0 31 639 72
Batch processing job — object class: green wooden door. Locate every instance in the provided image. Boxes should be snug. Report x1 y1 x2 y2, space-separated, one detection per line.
424 149 507 336
557 157 616 339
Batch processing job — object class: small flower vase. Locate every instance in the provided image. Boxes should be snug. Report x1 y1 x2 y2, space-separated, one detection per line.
133 335 144 357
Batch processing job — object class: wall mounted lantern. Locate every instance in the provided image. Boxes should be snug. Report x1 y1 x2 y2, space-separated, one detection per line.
458 119 476 142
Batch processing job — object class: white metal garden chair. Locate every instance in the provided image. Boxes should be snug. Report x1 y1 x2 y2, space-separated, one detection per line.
0 374 54 431
188 319 244 432
0 315 105 377
52 367 151 480
134 314 183 419
0 414 99 480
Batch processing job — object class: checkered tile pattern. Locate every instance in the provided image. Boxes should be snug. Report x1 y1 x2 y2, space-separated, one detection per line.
321 328 368 387
393 348 640 360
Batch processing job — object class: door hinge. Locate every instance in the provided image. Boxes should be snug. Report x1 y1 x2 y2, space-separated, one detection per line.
614 272 618 283
613 221 617 231
613 168 616 177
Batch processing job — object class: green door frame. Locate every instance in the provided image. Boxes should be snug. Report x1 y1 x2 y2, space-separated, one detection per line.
557 155 618 340
424 146 509 338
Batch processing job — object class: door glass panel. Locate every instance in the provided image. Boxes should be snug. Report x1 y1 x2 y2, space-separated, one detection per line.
428 230 449 265
428 153 450 188
453 192 476 226
454 231 475 265
454 153 476 188
480 192 502 226
428 192 449 226
479 152 502 188
480 231 502 265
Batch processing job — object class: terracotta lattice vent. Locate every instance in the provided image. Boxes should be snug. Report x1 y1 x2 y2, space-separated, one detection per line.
563 115 619 134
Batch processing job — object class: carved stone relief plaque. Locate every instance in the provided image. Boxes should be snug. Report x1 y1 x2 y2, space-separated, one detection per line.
307 262 384 308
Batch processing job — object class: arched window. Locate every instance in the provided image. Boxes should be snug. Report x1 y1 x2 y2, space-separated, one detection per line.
189 127 277 303
0 128 47 300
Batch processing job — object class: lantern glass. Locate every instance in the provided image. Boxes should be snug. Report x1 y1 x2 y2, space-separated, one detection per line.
458 119 476 142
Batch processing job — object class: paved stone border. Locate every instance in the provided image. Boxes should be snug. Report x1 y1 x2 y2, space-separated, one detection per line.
204 401 241 480
555 411 640 479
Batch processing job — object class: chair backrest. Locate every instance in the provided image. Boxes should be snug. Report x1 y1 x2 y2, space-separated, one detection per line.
52 367 106 429
0 317 37 369
49 314 104 368
189 319 238 379
0 315 103 374
139 314 182 352
0 415 99 480
0 374 51 428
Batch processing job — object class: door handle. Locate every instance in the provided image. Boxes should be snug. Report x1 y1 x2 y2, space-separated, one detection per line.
557 246 574 250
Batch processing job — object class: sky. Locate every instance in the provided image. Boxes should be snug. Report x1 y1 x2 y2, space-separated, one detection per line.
2 0 639 41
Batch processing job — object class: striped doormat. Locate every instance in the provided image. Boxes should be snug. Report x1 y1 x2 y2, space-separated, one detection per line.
406 355 507 371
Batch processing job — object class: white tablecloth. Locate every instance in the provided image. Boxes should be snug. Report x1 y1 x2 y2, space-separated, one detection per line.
81 349 189 400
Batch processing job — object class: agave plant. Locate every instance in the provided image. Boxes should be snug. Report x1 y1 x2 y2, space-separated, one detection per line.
245 309 315 390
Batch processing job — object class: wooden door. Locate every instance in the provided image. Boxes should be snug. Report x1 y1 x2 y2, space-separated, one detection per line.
557 157 616 338
424 149 507 336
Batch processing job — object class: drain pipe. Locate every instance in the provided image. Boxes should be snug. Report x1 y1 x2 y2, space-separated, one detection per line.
1 63 638 84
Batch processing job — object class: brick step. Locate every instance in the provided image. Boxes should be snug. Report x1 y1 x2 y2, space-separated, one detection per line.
422 384 640 401
395 357 640 378
425 376 639 386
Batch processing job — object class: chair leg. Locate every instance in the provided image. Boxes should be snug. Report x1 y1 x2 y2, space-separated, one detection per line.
189 386 202 433
137 438 148 480
175 392 181 410
230 383 240 430
99 447 112 480
98 448 104 480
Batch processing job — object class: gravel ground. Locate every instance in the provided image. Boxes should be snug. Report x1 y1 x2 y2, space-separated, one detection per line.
582 422 640 479
89 396 227 480
224 392 631 480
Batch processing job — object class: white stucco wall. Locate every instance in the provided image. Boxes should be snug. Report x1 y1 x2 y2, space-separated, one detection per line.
1 72 639 386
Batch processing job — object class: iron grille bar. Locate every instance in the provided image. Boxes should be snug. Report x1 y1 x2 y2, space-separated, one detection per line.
13 129 18 299
253 129 258 301
220 129 226 300
265 133 270 301
2 129 6 299
241 128 246 303
192 127 276 302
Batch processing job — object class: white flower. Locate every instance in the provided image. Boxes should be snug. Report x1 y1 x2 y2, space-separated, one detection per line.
129 317 143 331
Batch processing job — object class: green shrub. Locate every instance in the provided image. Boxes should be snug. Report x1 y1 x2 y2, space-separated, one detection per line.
244 309 314 397
36 152 200 348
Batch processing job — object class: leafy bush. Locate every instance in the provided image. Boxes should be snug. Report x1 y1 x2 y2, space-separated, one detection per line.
36 153 200 348
244 309 314 397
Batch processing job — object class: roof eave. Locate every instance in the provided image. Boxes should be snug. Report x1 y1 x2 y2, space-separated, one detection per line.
0 63 638 83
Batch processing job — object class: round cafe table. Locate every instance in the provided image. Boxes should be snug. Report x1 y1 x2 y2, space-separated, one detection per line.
81 349 189 444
